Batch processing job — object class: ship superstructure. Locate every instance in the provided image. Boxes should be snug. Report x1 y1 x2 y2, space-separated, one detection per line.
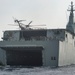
0 2 75 67
66 1 75 33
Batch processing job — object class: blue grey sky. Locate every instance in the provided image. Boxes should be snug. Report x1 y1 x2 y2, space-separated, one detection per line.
0 0 75 39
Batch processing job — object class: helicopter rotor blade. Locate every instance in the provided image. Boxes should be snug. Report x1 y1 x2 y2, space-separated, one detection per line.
28 21 32 25
12 17 17 20
19 20 26 22
12 17 21 23
8 24 18 26
28 24 46 27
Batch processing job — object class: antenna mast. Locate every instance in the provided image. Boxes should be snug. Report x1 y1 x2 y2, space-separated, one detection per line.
67 1 75 24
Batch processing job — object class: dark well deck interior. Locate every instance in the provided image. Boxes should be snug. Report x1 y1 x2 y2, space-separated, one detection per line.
2 47 43 66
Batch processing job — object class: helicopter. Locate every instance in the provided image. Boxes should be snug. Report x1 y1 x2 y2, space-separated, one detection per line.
9 18 46 30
